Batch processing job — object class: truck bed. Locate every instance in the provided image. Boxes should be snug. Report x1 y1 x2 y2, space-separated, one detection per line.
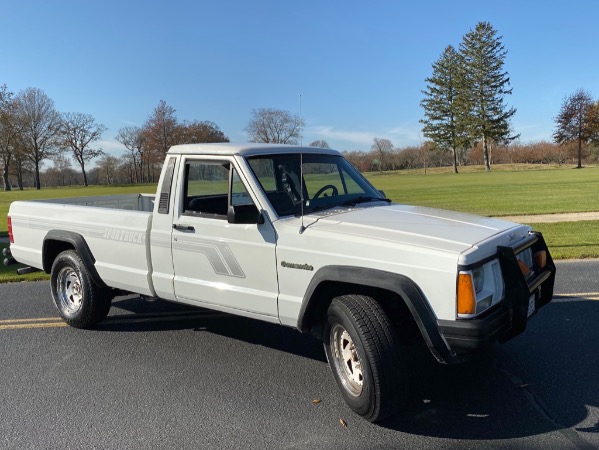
8 194 156 296
37 193 155 211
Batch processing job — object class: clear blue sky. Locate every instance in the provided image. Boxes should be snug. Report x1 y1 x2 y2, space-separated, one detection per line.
2 0 598 159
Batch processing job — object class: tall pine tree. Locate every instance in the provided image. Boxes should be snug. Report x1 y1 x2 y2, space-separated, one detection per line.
460 22 517 172
420 45 469 174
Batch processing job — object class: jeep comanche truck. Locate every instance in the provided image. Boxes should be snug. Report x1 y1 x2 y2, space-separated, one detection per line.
5 143 556 422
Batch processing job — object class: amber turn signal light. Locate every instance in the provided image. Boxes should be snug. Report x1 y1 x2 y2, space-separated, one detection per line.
533 251 547 269
457 273 476 315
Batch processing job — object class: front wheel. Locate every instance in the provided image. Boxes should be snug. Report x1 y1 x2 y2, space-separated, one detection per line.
324 295 407 422
50 250 112 329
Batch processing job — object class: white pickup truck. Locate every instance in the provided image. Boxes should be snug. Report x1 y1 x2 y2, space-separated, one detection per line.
5 143 555 422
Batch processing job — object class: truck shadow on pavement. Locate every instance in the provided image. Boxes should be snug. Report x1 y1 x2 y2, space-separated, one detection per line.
102 295 327 363
384 299 599 443
103 296 598 442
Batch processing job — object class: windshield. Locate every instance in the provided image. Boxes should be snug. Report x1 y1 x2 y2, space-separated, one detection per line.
247 153 387 216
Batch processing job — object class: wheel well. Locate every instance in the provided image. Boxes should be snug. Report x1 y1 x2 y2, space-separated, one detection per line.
303 281 421 344
42 240 75 273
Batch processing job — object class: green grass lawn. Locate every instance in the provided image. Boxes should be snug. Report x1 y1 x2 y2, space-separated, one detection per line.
366 165 599 216
524 221 599 260
1 242 49 283
1 165 598 282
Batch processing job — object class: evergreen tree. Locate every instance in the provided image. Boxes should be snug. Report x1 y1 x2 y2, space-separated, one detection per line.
460 22 517 172
420 45 468 174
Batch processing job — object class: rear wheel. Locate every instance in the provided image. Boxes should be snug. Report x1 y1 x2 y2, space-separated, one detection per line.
50 250 112 329
324 294 407 422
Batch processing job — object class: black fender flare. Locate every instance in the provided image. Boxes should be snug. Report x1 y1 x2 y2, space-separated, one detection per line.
43 230 107 288
298 265 458 364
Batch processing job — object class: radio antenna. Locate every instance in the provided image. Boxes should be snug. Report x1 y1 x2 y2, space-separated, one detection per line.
299 93 303 146
299 93 306 234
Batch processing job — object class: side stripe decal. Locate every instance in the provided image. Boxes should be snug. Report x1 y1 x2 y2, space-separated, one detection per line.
173 237 245 278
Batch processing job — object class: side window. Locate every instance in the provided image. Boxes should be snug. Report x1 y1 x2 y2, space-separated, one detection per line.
182 161 256 218
231 168 254 206
184 161 229 217
247 159 276 192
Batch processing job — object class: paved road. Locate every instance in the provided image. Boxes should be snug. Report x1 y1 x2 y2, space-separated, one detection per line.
0 260 598 449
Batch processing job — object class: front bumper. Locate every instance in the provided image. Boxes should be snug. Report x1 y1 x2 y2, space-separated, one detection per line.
438 232 556 355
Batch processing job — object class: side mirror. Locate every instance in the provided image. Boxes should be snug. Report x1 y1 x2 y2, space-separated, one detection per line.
227 204 265 225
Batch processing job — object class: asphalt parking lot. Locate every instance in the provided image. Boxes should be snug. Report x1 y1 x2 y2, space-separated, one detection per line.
0 260 598 449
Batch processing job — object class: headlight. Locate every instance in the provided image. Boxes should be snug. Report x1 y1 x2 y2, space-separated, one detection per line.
457 259 504 318
472 266 484 293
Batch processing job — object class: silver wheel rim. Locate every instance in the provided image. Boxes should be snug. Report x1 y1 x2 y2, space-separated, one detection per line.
56 267 83 315
330 324 364 396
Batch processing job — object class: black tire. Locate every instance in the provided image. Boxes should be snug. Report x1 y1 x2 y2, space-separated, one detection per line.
50 250 112 329
324 294 407 422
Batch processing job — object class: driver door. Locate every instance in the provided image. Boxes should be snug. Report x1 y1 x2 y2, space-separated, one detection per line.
171 158 279 317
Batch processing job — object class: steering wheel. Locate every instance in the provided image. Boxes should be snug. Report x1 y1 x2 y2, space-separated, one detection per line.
314 184 339 199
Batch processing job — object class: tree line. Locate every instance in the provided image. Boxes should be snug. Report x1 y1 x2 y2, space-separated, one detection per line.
45 136 593 188
0 86 108 190
343 139 598 173
0 87 229 190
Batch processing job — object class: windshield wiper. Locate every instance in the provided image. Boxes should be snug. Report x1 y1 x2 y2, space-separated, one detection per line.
303 196 390 215
340 196 391 207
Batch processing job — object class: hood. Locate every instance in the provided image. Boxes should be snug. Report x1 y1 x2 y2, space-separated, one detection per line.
305 203 527 255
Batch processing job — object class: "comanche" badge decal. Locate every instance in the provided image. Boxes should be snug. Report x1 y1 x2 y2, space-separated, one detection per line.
281 261 314 271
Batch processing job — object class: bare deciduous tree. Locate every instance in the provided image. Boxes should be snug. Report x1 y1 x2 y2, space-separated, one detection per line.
58 112 106 186
95 154 120 185
177 120 229 144
309 140 330 149
15 87 60 189
245 108 304 144
45 154 76 187
371 138 394 172
116 126 146 183
144 99 178 155
142 100 178 182
0 84 22 191
554 90 599 168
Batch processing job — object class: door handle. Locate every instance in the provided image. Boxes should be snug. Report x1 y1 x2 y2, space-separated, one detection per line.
173 224 195 232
